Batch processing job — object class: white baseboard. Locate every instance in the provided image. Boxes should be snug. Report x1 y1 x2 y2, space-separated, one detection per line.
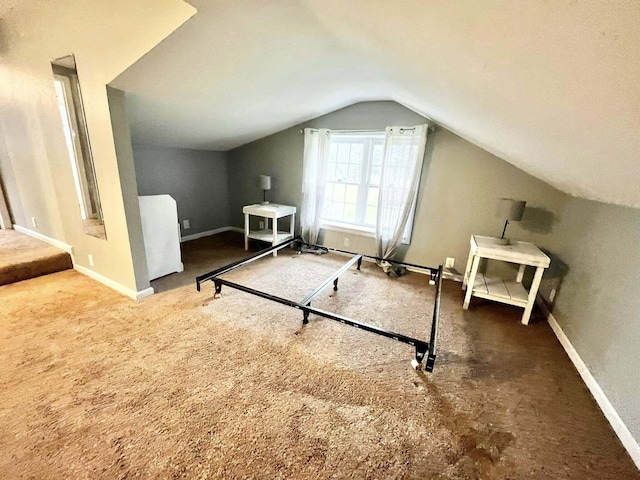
537 300 640 469
180 226 242 242
74 264 154 301
13 224 73 254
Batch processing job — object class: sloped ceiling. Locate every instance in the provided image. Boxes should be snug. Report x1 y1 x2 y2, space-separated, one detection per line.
111 0 640 207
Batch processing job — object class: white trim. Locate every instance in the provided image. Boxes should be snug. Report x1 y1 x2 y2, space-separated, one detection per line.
13 224 73 254
537 300 640 469
321 221 375 238
74 264 154 300
180 226 241 242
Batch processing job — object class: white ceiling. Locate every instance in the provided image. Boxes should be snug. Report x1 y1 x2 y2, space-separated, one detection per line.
111 0 640 207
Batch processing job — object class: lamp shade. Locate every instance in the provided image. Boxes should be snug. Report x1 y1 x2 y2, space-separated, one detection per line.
497 198 526 221
259 175 271 190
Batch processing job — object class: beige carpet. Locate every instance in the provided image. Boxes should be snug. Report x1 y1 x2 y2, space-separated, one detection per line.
0 229 72 286
0 232 637 479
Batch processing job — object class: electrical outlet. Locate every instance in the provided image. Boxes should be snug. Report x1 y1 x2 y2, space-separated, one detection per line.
259 221 265 230
31 217 37 228
183 219 190 229
344 237 350 247
88 254 94 267
445 257 455 268
550 288 556 302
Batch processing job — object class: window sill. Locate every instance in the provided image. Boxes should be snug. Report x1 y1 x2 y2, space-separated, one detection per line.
320 220 375 238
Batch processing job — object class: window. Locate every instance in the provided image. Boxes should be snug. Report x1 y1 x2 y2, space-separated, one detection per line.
51 54 106 240
321 133 385 231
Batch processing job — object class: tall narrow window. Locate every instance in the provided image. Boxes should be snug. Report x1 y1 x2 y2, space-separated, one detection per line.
51 54 106 240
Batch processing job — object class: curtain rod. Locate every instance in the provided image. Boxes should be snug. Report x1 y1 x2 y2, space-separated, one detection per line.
299 124 435 134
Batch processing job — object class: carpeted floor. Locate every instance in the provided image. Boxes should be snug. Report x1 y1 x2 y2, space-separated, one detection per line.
0 232 637 479
0 229 72 286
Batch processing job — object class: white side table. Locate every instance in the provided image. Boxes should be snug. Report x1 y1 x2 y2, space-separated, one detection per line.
462 235 550 325
243 204 296 257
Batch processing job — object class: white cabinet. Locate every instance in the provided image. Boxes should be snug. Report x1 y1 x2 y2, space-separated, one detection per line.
139 195 184 281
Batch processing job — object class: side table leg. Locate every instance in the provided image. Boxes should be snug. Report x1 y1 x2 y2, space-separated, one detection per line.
516 264 526 283
522 267 544 325
462 248 474 290
244 213 249 251
273 217 278 257
463 255 480 309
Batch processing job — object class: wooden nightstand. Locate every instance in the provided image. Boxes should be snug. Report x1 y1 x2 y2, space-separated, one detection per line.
243 204 296 257
462 235 550 325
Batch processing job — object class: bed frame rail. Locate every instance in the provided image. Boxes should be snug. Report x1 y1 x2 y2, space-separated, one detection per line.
196 237 443 372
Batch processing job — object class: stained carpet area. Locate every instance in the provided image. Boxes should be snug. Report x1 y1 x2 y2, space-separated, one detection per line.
0 232 637 479
0 229 72 286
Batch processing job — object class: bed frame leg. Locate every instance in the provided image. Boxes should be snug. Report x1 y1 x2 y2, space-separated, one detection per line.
424 354 437 373
302 310 309 324
411 344 427 371
333 278 339 291
214 281 222 298
357 257 362 271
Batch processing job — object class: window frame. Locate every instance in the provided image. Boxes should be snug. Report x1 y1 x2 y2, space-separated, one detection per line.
320 132 385 232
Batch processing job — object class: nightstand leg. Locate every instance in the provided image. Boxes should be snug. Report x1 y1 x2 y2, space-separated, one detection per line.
463 255 480 309
273 217 278 257
244 213 249 251
516 264 526 283
462 248 474 290
522 267 544 325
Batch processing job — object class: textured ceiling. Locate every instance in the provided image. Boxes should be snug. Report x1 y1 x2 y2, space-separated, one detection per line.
111 0 640 207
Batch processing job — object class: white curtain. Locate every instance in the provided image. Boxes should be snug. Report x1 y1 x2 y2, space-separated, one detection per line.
300 128 331 244
375 124 429 263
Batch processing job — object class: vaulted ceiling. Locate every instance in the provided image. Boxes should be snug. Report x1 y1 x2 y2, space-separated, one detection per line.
111 0 640 207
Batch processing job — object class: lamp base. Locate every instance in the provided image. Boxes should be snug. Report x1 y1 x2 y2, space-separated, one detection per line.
261 200 270 205
496 237 511 245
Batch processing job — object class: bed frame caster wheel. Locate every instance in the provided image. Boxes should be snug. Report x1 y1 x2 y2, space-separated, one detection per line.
411 359 422 371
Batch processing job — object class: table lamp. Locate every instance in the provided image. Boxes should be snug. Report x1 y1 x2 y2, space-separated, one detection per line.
497 198 526 244
259 175 271 205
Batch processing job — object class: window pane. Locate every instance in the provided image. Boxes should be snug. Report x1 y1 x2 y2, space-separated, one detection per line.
330 202 344 220
372 144 384 165
346 185 358 203
325 183 334 202
370 165 382 186
367 187 379 206
335 163 348 182
365 206 377 226
333 183 346 202
344 203 357 222
326 162 337 181
337 143 350 163
350 143 364 164
347 164 361 183
329 143 338 162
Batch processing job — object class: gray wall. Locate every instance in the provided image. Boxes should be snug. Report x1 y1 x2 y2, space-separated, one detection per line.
228 101 567 270
544 198 640 440
133 144 230 237
227 101 431 237
229 100 640 446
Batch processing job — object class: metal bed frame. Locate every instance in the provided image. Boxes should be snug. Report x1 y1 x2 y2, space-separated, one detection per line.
196 236 443 372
